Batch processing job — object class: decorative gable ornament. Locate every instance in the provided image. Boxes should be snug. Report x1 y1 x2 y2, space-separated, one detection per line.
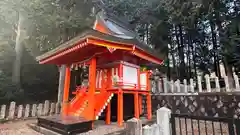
107 47 116 53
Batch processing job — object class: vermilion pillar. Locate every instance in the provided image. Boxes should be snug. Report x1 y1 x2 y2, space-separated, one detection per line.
134 93 139 119
137 68 141 89
117 89 123 126
107 69 112 89
62 65 71 115
89 57 96 120
146 71 151 91
106 102 111 125
139 94 142 115
147 93 152 120
118 64 123 85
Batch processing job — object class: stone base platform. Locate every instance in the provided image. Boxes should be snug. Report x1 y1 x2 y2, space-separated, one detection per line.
37 115 93 135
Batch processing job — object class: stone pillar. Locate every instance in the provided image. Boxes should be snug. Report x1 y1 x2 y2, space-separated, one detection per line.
8 101 16 120
176 79 180 92
24 104 30 118
57 65 66 104
50 103 55 115
17 105 23 118
43 100 50 115
157 107 171 135
0 105 6 119
170 80 174 93
205 74 211 92
126 118 142 135
190 78 194 92
224 76 230 92
163 78 168 93
234 74 240 91
183 79 187 93
215 77 220 92
31 104 37 117
197 76 202 92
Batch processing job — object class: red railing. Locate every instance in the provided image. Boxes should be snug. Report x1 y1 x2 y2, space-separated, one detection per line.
69 86 88 111
112 82 148 90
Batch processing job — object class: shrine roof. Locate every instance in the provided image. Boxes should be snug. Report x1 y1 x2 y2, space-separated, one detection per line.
36 10 164 64
36 28 164 62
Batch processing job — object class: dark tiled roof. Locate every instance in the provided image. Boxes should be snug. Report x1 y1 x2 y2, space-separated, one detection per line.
36 29 164 61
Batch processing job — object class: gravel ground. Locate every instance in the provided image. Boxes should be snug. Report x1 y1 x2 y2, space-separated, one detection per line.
79 122 125 135
0 119 43 135
0 119 124 135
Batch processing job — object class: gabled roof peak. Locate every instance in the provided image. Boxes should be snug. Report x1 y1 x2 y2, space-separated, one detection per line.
93 10 138 40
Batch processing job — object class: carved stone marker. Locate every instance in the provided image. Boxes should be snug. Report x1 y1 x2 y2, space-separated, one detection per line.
43 100 50 115
0 105 6 119
8 101 16 119
31 104 37 117
37 103 43 116
17 105 23 118
24 104 30 118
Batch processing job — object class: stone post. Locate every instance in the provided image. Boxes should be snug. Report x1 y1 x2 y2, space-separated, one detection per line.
158 79 163 93
24 104 30 118
31 104 37 117
17 105 23 118
43 100 50 115
215 77 220 92
197 76 202 92
224 76 230 92
190 78 194 92
170 80 174 93
58 65 66 104
8 101 16 119
183 79 187 93
152 123 160 135
37 103 43 116
50 103 55 115
126 118 142 135
176 79 180 93
157 107 171 135
143 125 152 135
204 74 211 92
0 105 6 119
55 102 61 114
163 78 168 93
234 74 240 91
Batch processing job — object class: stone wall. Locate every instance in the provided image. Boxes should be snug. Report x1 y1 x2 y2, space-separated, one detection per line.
151 93 240 118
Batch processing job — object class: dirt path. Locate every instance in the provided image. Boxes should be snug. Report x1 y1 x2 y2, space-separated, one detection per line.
0 119 43 135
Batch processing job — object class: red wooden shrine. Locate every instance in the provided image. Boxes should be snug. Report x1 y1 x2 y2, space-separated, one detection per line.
36 11 163 128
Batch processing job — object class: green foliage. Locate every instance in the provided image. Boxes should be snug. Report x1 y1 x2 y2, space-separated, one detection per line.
0 72 21 103
0 0 239 102
0 0 94 103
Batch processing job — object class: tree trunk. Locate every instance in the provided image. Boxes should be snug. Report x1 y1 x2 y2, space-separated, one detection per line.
178 24 186 80
223 58 234 88
169 33 177 78
193 44 197 81
12 12 24 86
210 21 220 77
188 34 192 79
174 25 180 78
